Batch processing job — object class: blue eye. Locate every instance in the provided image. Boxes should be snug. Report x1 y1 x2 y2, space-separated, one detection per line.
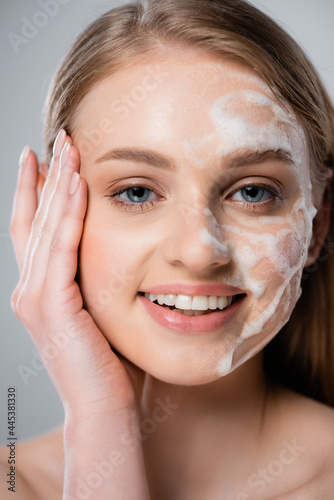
103 184 162 212
228 183 284 212
241 186 269 203
119 186 153 203
231 185 272 203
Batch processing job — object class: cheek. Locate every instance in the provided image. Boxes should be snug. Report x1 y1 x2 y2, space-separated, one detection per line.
77 219 134 314
77 206 164 312
225 218 307 344
278 229 306 269
215 225 306 376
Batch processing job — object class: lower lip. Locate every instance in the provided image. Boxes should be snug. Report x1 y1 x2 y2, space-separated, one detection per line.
138 294 246 333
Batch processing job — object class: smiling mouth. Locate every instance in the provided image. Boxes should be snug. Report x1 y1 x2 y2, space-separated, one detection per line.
138 292 246 316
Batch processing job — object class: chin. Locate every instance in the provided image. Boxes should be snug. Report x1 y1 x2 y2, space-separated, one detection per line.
138 358 230 386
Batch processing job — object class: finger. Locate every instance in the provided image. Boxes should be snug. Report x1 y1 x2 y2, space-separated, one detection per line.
39 132 67 191
10 147 39 272
37 162 48 201
24 144 81 294
18 130 68 287
45 173 87 292
33 129 68 220
34 130 72 221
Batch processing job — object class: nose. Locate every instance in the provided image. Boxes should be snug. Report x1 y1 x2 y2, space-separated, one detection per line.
161 203 232 272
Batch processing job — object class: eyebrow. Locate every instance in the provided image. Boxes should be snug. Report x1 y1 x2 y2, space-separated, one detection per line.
94 147 294 171
95 147 178 171
224 149 295 169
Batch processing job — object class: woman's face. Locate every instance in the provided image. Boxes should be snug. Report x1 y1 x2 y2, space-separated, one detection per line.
71 49 317 384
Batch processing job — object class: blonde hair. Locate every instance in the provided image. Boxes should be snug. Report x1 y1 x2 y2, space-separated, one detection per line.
45 0 334 405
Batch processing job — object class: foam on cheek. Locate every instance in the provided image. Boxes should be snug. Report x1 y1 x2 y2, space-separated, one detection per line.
199 208 232 258
216 349 235 377
199 228 231 258
237 197 315 333
200 196 317 377
232 197 315 374
230 245 267 300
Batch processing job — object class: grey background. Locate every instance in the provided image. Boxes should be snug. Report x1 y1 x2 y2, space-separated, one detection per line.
1 0 333 444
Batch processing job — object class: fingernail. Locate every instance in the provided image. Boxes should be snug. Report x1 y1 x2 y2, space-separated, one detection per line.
69 172 80 195
19 145 30 168
53 129 66 157
59 142 71 168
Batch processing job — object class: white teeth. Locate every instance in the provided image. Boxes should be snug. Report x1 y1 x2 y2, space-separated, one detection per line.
175 294 192 310
217 296 228 310
208 296 218 310
144 292 237 312
164 293 176 306
191 296 208 311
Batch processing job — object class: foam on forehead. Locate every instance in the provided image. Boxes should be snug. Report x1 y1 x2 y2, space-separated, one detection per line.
184 68 316 378
181 63 307 181
183 61 271 94
182 91 305 170
178 61 317 377
211 90 305 167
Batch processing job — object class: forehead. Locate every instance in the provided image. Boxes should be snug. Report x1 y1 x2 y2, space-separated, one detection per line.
71 52 306 167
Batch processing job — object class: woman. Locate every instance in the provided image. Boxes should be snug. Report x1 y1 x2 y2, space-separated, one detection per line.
2 0 334 498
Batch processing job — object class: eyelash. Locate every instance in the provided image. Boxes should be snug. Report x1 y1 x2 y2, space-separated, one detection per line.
103 185 163 212
102 183 283 213
228 183 283 213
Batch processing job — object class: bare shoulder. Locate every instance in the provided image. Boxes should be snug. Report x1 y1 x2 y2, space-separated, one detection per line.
273 383 334 448
0 426 64 500
278 464 334 500
268 382 334 498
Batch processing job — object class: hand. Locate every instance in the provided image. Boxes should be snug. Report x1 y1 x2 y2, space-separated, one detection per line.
10 131 141 416
10 132 151 499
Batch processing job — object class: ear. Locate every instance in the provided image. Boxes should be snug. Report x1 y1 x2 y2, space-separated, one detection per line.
304 185 332 267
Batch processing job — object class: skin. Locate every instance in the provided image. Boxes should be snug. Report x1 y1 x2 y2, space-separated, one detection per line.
5 47 334 499
72 50 316 383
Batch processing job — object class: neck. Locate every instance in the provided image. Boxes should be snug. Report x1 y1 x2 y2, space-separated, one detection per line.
139 353 270 498
140 352 268 421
